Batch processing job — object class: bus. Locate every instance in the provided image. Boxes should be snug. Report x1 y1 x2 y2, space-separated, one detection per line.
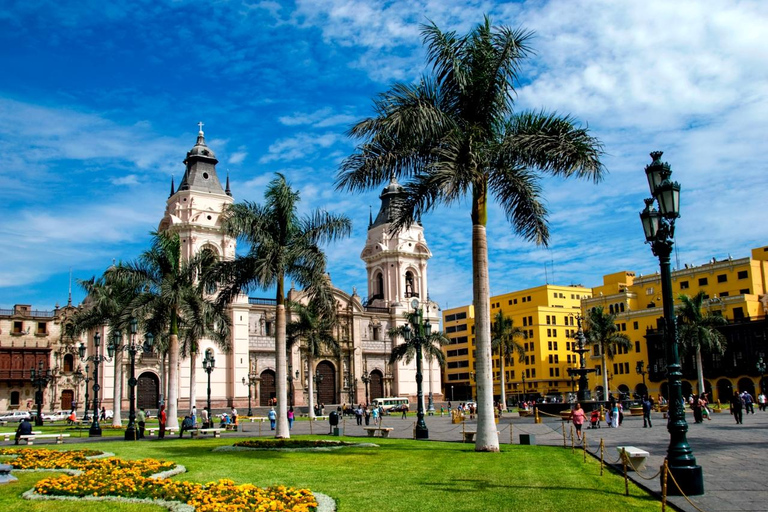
371 397 410 412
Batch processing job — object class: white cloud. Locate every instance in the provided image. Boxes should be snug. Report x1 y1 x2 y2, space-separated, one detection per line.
112 174 139 185
259 132 341 163
228 150 248 165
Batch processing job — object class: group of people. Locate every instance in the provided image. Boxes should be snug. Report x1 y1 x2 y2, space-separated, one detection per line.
730 390 758 424
350 404 384 426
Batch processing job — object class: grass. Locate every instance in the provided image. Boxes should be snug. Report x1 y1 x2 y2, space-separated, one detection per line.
0 436 660 512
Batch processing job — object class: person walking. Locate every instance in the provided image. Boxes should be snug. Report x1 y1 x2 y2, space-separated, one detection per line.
364 407 371 426
571 403 585 441
641 395 653 428
401 404 408 419
758 392 767 412
268 407 277 430
158 404 167 439
137 407 147 438
610 399 620 428
371 406 379 426
287 407 295 430
201 407 209 429
742 391 754 414
731 391 744 424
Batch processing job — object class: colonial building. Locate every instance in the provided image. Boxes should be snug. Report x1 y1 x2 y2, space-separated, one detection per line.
0 128 442 415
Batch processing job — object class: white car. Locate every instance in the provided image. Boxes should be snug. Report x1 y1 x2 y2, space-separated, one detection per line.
0 411 31 422
42 411 70 422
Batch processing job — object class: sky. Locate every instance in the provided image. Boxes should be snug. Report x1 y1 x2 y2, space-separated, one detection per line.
1 0 767 312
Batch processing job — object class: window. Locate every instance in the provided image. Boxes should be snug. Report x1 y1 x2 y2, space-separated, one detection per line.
738 270 748 279
12 321 22 334
547 329 552 337
740 288 750 294
447 361 470 369
530 355 535 364
513 299 518 305
63 354 74 372
265 321 272 336
446 326 456 333
553 342 558 350
555 368 560 377
10 391 20 407
508 300 513 305
456 312 467 320
633 321 639 330
554 355 559 363
523 317 528 327
717 274 727 283
548 355 554 364
37 322 47 334
372 326 380 340
548 341 553 350
456 324 467 332
531 369 536 378
566 342 571 351
698 277 708 286
720 292 729 297
614 363 619 374
680 281 689 289
593 344 600 356
525 356 530 365
550 368 555 377
635 341 641 353
595 366 601 376
445 314 455 322
733 307 745 320
552 329 557 337
567 354 572 363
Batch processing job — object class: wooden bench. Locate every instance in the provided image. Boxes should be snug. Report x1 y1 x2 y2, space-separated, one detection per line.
19 433 70 445
616 446 650 471
0 421 7 427
1 431 41 442
225 423 238 431
145 427 179 437
191 428 224 438
248 417 268 423
461 430 500 443
363 427 393 438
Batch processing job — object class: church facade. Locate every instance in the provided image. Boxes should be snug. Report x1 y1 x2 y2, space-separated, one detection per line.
0 129 442 415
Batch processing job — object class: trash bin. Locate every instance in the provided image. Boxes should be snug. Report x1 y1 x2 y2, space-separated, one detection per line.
329 411 339 434
333 427 343 436
519 434 536 445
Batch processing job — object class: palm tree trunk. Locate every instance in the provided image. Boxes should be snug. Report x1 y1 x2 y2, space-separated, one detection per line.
111 349 123 427
696 347 705 396
274 278 290 438
472 220 499 452
602 353 609 402
307 354 315 420
499 351 507 410
189 351 198 412
167 313 180 429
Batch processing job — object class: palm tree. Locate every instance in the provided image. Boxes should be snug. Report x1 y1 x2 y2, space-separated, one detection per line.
491 311 525 409
583 306 631 400
212 173 351 438
68 275 138 427
287 299 339 419
677 291 727 396
178 292 232 414
336 17 604 451
107 231 223 430
388 311 448 419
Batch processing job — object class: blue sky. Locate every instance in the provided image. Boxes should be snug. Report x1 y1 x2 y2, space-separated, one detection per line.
1 0 767 311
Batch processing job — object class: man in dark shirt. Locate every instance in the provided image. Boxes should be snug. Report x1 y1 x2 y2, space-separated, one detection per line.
15 418 32 445
730 392 744 424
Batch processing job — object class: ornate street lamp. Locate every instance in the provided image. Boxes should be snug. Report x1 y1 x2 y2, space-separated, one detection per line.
403 299 430 439
202 350 216 416
29 361 53 427
636 361 648 395
639 151 702 495
566 314 596 404
314 371 324 404
119 319 154 441
360 371 370 405
81 364 91 421
242 373 258 416
73 366 84 413
78 332 113 437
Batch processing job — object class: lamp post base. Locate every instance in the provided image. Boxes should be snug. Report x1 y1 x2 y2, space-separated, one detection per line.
89 424 102 437
663 465 704 496
124 425 138 441
415 426 429 439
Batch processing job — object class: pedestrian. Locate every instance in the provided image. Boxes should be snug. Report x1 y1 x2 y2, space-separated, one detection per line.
179 415 195 438
364 407 371 426
692 394 703 423
158 404 167 439
287 406 295 429
758 392 767 412
742 391 754 414
355 405 363 425
699 394 711 421
268 407 277 430
641 395 653 428
571 403 585 440
137 407 146 438
401 403 408 419
201 407 209 429
191 406 197 427
371 405 379 426
231 407 238 430
100 407 106 421
731 391 744 424
15 417 32 445
610 399 620 428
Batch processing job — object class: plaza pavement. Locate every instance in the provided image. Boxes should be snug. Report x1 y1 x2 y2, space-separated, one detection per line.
3 408 765 511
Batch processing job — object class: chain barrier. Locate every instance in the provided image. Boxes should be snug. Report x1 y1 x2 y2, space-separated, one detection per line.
664 459 709 512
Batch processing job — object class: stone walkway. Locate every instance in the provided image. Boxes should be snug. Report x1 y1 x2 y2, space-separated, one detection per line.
4 408 766 511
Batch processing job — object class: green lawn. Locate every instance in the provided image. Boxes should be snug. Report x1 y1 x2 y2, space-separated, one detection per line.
0 436 659 512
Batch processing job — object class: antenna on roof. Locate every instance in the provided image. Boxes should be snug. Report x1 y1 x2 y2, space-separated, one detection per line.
68 267 72 307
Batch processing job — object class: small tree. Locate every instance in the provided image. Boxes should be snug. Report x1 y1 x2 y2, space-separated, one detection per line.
584 306 631 400
491 311 525 408
677 291 727 396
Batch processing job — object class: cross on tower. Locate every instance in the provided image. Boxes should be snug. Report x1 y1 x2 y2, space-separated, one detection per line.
197 121 204 133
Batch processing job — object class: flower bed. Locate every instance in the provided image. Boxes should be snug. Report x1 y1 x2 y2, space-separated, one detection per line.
0 449 318 512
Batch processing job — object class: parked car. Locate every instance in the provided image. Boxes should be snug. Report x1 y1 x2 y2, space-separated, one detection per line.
42 411 70 422
0 411 31 422
388 404 409 414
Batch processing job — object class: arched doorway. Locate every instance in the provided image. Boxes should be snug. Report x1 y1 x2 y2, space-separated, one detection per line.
737 378 755 397
617 384 630 400
716 379 732 403
260 370 276 406
681 381 693 400
60 389 74 411
137 372 160 410
660 382 669 400
316 361 336 404
634 383 648 398
369 369 384 400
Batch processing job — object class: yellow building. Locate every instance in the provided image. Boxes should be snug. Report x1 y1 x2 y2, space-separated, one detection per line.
442 284 592 404
583 246 768 403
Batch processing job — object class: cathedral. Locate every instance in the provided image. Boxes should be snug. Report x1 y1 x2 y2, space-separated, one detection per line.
0 128 443 414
